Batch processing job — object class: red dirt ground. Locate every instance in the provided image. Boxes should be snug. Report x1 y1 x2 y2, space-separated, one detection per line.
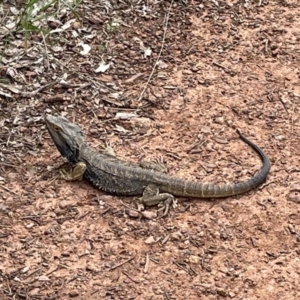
0 1 300 299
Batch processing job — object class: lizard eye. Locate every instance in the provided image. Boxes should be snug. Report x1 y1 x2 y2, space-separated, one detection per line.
54 126 60 132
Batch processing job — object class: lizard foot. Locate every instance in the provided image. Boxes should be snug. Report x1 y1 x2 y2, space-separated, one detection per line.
138 184 176 217
59 161 86 181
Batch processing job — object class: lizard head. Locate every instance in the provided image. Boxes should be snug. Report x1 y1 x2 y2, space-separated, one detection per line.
44 114 85 162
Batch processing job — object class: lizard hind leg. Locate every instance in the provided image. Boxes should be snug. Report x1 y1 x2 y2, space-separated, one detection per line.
59 161 87 181
100 143 116 156
139 184 176 217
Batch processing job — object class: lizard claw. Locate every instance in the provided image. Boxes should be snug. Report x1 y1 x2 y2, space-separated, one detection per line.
59 169 69 179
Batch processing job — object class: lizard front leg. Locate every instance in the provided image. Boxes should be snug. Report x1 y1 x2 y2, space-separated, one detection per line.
59 161 87 181
139 184 176 217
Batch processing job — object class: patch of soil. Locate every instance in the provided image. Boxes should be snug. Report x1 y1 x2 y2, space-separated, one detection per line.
0 1 300 299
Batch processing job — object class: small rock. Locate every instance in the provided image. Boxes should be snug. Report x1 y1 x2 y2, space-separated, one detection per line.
59 200 77 209
127 209 140 218
22 266 29 273
189 255 200 264
170 231 183 241
89 128 98 134
178 242 189 250
72 21 81 30
47 20 60 29
26 223 35 228
145 236 156 244
8 173 17 179
200 283 212 289
0 203 8 211
69 291 79 298
214 137 228 144
287 190 300 203
219 267 229 274
191 66 199 72
215 117 224 124
97 195 114 202
290 184 300 191
216 287 227 297
141 210 157 219
182 69 193 75
274 134 286 140
86 264 98 272
130 117 151 134
229 291 236 298
201 126 211 134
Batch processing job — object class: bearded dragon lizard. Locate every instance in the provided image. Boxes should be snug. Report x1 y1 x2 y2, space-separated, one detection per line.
45 114 271 216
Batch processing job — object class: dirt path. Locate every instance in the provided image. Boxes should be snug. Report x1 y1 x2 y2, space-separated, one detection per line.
0 1 299 299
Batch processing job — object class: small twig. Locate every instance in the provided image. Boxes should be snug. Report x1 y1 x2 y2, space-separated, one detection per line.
110 255 135 270
160 234 170 245
121 271 141 283
259 180 275 190
91 289 100 296
0 90 12 98
212 61 226 69
278 97 289 115
212 61 231 73
144 254 150 273
137 0 174 101
41 31 50 70
264 39 268 53
0 162 17 168
46 266 60 276
46 174 60 187
66 276 78 284
291 94 295 133
20 80 57 97
24 268 42 279
173 261 191 275
120 200 140 212
20 215 41 219
6 128 12 147
0 81 57 97
0 184 17 195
